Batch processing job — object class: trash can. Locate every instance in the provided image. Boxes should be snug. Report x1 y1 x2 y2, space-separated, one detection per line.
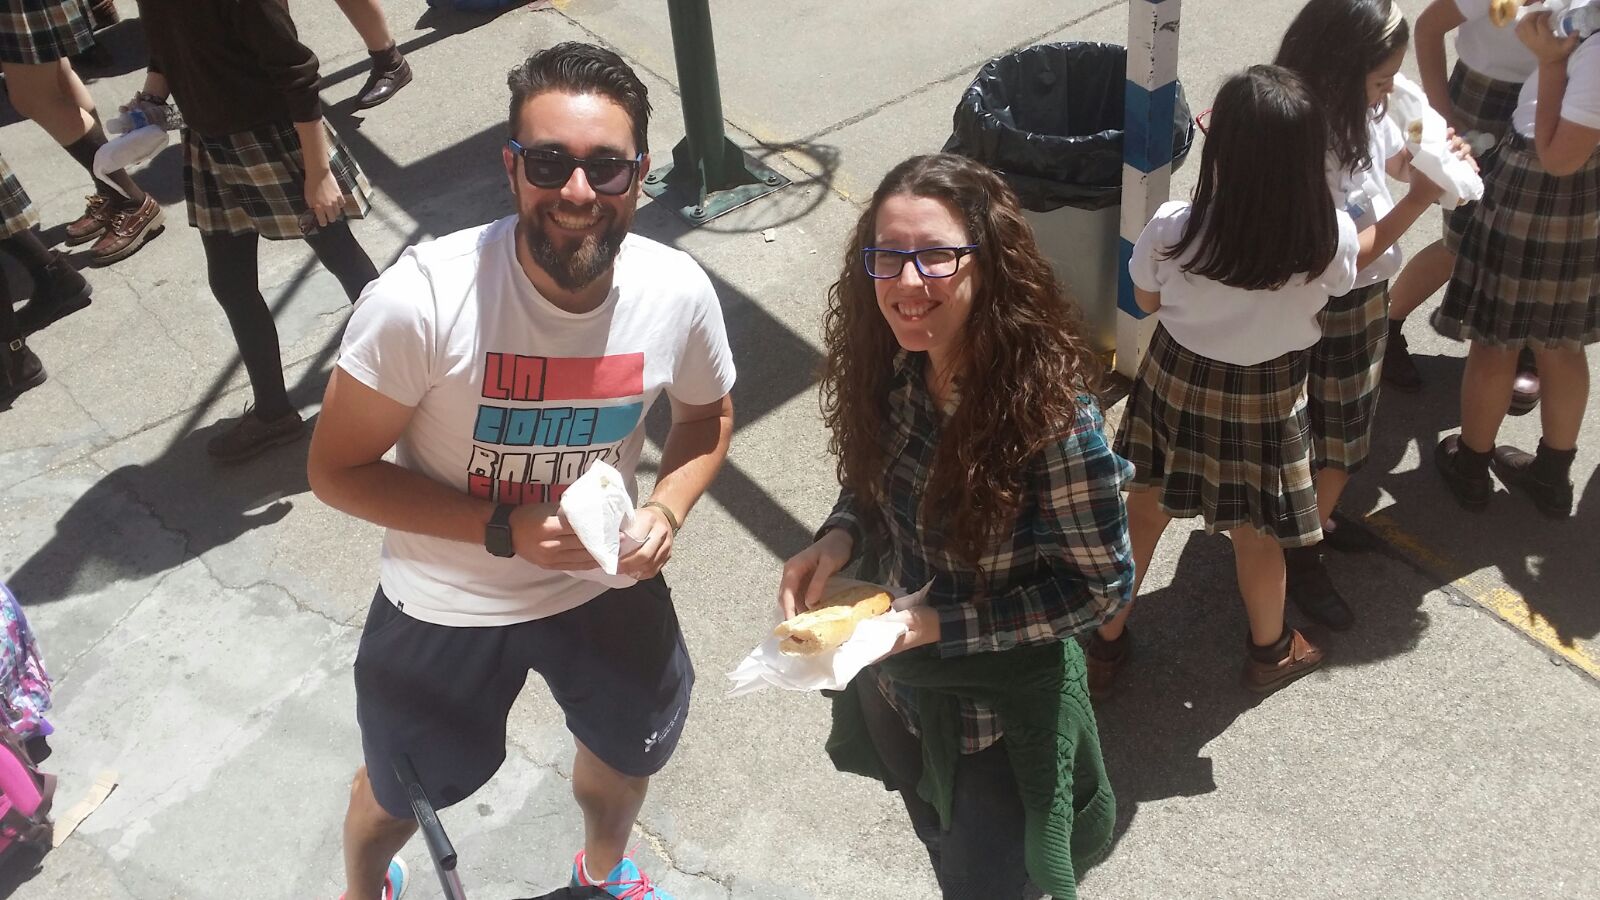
944 42 1195 355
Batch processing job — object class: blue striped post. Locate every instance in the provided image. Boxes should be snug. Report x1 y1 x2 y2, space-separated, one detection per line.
1118 0 1182 378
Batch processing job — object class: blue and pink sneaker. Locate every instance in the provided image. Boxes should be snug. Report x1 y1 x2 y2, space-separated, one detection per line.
338 857 407 900
571 850 675 900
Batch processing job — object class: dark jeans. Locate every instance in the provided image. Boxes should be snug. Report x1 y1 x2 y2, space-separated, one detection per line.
858 676 1044 899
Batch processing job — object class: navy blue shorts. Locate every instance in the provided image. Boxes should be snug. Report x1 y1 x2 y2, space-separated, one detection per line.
353 576 694 818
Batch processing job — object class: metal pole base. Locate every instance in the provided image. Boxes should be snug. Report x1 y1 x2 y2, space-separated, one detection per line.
643 137 791 225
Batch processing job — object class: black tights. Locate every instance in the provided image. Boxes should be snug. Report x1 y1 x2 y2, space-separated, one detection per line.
201 222 378 421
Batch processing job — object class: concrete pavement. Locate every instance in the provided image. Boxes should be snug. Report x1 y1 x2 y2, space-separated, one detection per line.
0 0 1596 897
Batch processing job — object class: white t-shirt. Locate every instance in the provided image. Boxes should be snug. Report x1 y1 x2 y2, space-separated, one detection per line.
338 217 737 626
1454 0 1539 83
1513 31 1600 136
1129 200 1361 366
1327 116 1406 288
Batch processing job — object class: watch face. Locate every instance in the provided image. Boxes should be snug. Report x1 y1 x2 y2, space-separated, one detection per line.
487 524 515 558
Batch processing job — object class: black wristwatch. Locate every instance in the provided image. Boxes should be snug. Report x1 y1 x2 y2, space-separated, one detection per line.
485 503 516 558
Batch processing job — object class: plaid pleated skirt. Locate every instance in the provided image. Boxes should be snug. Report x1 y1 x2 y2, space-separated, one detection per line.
0 154 39 240
1443 62 1524 252
0 0 93 64
1114 325 1323 548
1436 133 1600 349
1308 281 1389 474
183 120 371 241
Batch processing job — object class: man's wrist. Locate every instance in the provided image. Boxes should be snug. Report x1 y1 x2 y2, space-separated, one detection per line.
641 499 681 535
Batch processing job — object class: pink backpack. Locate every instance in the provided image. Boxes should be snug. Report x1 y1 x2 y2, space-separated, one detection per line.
0 722 54 862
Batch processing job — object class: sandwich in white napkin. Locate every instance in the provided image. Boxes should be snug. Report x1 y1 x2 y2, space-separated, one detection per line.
726 580 934 697
558 460 646 589
1387 74 1484 209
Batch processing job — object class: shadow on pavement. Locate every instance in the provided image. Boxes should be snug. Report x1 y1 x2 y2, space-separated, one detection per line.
1094 518 1433 845
1343 349 1600 656
6 420 311 607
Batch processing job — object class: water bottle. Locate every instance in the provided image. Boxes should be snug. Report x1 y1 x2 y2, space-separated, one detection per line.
1552 3 1600 38
105 103 183 137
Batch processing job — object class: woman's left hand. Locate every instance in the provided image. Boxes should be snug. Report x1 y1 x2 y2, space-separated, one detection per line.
882 607 941 656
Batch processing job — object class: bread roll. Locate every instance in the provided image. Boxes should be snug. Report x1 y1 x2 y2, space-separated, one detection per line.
1407 120 1425 144
1489 0 1519 28
773 583 894 656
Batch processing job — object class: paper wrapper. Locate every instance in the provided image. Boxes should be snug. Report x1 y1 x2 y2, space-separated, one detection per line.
726 579 934 697
1387 74 1484 209
558 460 645 589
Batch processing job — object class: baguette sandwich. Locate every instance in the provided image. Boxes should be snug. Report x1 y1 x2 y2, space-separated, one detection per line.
773 583 894 656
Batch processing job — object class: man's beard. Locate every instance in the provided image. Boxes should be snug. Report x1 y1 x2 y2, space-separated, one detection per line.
522 209 628 292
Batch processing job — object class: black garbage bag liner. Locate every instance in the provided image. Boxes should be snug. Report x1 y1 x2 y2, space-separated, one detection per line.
944 42 1195 212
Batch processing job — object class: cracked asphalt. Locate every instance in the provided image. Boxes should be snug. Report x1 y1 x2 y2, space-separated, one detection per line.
1 1 1596 898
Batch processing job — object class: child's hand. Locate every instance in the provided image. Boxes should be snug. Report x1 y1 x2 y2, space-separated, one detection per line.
1444 128 1480 173
303 169 344 230
1518 11 1580 63
1406 163 1446 206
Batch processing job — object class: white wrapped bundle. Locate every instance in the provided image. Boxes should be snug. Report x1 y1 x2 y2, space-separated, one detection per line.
1387 74 1484 209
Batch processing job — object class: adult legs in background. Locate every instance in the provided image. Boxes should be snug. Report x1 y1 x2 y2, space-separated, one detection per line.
332 0 413 109
304 220 379 301
199 231 307 460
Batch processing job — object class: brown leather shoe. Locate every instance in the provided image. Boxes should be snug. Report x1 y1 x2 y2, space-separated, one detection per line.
89 194 164 266
207 407 306 462
355 56 413 110
1084 629 1131 701
1508 348 1540 416
65 194 115 246
1242 629 1324 694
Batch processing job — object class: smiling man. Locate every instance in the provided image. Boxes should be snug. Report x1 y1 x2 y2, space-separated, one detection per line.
307 43 736 900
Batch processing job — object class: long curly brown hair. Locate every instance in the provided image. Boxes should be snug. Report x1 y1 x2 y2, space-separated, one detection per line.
820 153 1101 567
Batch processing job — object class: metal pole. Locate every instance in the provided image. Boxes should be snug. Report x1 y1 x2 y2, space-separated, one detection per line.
1117 0 1182 378
644 0 790 224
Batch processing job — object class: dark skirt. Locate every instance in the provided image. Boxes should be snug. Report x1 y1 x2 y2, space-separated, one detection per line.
0 154 38 239
0 0 93 65
1114 325 1323 548
1443 62 1524 252
1436 133 1600 349
1308 281 1389 474
183 120 372 241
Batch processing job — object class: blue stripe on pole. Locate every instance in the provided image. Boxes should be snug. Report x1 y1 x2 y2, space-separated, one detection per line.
1123 80 1179 175
1117 237 1146 319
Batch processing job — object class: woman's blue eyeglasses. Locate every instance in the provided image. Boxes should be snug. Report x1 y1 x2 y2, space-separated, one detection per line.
862 245 979 280
507 139 643 195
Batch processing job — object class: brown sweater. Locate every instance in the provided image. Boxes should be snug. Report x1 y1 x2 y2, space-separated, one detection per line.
137 0 323 137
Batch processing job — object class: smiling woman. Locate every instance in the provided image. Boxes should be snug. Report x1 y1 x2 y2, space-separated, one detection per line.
777 153 1134 898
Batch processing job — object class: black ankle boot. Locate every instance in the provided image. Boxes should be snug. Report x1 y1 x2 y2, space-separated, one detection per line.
1 336 47 406
1492 442 1575 520
1286 545 1354 631
17 251 92 335
1436 435 1492 511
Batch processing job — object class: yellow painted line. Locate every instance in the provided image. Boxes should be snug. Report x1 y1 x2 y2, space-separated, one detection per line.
1364 510 1600 680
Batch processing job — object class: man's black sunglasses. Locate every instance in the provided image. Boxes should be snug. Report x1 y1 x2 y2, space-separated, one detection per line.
507 140 642 195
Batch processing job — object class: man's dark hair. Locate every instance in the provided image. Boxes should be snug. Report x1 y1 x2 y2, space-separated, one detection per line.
507 42 652 155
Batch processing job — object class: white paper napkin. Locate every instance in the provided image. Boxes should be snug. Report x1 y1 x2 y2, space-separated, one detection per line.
1387 74 1485 209
558 460 645 589
726 580 934 697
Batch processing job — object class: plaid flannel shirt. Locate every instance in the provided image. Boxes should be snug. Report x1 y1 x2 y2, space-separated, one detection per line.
822 353 1135 753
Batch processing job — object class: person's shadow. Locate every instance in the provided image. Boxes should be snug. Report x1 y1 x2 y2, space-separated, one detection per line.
1092 524 1431 846
4 414 315 608
1340 350 1600 658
